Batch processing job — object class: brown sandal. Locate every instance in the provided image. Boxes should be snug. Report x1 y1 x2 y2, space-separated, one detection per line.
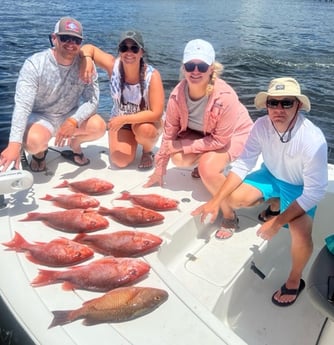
191 167 201 178
215 212 239 240
138 151 154 171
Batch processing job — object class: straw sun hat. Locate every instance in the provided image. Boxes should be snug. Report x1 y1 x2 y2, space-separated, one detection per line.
254 77 311 112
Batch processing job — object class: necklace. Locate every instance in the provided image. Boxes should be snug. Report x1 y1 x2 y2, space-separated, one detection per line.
271 108 298 143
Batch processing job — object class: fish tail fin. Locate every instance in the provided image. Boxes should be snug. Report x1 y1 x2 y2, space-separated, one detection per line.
97 206 110 215
54 180 69 188
116 191 130 200
1 232 28 250
72 233 86 243
62 281 75 291
40 194 54 201
48 310 73 328
31 269 59 287
19 212 42 222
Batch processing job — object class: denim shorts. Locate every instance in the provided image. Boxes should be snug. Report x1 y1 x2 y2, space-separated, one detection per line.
244 164 316 219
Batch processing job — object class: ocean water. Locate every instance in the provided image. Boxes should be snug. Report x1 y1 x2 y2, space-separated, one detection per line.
0 0 334 162
0 2 334 343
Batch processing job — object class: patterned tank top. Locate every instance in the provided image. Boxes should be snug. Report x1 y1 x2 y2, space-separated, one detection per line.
109 57 154 117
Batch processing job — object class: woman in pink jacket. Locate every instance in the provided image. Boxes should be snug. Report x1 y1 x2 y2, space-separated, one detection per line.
144 39 253 239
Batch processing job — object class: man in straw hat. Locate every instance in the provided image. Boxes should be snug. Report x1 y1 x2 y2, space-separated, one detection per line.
192 77 328 307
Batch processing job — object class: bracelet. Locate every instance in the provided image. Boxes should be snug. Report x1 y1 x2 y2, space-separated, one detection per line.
66 118 78 127
83 55 92 59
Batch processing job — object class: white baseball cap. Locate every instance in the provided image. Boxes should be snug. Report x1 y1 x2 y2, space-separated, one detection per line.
183 39 215 65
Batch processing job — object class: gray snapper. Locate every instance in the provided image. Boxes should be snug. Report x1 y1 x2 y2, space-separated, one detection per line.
49 286 169 328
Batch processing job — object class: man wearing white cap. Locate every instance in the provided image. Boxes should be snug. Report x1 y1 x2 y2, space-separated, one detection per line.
0 17 106 172
193 77 328 307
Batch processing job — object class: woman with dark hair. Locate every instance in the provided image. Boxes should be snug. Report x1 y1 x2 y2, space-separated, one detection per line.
80 30 164 170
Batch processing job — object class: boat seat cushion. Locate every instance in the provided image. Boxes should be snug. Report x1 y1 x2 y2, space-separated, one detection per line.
307 246 334 321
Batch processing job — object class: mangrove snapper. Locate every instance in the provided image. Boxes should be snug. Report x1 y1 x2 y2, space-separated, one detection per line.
49 286 168 328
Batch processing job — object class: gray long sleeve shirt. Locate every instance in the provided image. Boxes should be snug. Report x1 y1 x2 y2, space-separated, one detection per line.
9 48 99 143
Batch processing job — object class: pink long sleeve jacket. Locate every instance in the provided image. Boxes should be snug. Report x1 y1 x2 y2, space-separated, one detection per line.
154 78 254 175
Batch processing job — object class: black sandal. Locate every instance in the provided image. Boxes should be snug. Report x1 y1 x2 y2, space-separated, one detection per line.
191 167 201 179
29 150 48 172
258 206 280 222
60 150 90 166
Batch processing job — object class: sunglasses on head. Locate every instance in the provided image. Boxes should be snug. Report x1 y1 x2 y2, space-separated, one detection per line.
184 62 210 73
57 35 82 45
119 44 140 54
266 98 297 109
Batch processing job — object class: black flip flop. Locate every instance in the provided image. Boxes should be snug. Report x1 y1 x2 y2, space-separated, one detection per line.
258 205 280 222
272 279 305 307
29 150 48 172
59 150 90 166
191 167 201 179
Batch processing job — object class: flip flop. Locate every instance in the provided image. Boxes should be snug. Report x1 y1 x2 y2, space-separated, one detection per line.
271 279 305 307
191 167 201 179
215 213 239 240
258 206 280 222
138 151 154 171
29 150 48 172
60 150 90 166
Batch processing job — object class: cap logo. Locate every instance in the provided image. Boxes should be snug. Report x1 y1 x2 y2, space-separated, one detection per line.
275 84 285 90
126 31 137 38
65 21 80 33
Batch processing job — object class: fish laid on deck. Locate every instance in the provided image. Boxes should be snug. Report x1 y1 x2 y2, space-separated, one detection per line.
2 232 94 266
20 209 109 233
49 286 168 328
31 256 151 292
98 205 164 227
40 193 100 209
73 230 163 257
116 191 179 211
54 178 114 195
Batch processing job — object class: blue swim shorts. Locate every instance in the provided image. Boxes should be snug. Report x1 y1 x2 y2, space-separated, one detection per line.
244 164 316 219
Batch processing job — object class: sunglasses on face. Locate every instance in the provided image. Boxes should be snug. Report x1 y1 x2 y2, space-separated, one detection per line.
184 62 210 73
266 98 297 109
57 35 82 45
119 44 140 54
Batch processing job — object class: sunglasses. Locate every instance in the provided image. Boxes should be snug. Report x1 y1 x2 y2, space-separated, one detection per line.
57 35 82 45
266 98 297 109
119 44 140 54
184 62 210 73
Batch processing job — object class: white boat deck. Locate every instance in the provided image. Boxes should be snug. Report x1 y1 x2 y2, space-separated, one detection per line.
1 134 334 345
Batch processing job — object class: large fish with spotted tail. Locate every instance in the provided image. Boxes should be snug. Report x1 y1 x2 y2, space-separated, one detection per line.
49 286 168 328
31 256 150 292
